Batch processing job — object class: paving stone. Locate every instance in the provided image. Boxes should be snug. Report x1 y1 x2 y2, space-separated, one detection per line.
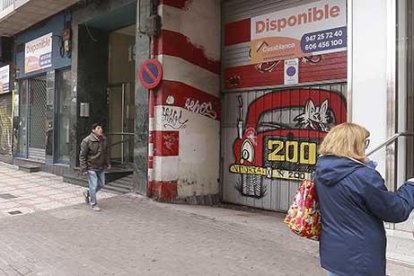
0 162 411 275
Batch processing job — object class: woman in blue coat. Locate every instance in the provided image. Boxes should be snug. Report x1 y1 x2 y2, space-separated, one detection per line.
314 123 414 276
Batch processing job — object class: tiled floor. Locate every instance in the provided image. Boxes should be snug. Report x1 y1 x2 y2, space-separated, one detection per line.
0 163 116 218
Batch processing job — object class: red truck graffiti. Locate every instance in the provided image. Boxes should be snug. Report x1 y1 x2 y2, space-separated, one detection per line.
229 89 347 198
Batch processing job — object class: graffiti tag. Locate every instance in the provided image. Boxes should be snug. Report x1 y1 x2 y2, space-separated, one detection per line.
161 107 188 130
184 98 217 119
163 133 178 152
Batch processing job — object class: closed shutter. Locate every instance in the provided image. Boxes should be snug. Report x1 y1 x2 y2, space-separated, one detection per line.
221 0 348 211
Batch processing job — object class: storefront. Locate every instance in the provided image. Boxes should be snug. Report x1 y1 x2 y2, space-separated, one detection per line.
221 0 348 211
14 12 72 167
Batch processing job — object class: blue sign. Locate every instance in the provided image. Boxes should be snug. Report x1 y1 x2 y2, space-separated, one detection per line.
300 26 347 54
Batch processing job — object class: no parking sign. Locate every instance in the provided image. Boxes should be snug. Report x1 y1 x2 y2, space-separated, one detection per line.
138 59 163 89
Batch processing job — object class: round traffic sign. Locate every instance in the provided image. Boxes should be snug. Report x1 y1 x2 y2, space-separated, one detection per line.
138 59 163 89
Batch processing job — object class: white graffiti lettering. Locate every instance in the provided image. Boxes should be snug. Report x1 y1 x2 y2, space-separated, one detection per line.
161 107 188 129
184 98 217 119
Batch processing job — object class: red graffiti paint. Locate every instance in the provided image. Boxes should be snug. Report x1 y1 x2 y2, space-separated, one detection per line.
230 89 347 197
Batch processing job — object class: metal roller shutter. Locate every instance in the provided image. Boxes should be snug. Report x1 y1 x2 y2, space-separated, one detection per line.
221 0 348 211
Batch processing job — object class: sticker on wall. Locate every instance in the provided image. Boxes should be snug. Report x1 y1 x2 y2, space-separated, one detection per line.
284 58 299 85
229 89 347 198
25 33 53 73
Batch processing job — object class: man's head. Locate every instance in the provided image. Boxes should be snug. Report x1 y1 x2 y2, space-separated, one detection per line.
91 123 104 137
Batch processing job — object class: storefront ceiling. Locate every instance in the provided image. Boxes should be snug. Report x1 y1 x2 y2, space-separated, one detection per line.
85 2 136 32
0 0 79 37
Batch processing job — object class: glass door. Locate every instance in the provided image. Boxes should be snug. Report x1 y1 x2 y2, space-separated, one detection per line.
56 69 71 163
17 80 28 158
108 82 134 166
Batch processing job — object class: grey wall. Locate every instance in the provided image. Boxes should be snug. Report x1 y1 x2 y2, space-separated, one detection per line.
133 0 150 194
70 25 109 168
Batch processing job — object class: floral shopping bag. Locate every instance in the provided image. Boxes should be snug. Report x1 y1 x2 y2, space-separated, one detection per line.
284 180 321 241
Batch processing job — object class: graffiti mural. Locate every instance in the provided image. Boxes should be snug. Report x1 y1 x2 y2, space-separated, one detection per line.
228 88 347 199
0 96 12 155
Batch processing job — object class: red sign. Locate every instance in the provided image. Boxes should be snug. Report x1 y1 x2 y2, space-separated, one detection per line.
138 59 163 89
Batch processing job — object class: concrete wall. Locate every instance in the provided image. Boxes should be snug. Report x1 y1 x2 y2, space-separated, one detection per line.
147 0 221 202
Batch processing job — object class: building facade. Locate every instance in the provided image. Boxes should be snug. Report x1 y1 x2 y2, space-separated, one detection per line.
0 0 412 232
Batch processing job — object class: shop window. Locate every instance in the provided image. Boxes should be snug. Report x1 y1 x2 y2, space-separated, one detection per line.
56 69 71 163
17 80 28 158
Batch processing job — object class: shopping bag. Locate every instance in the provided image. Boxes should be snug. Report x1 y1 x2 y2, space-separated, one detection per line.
284 180 321 241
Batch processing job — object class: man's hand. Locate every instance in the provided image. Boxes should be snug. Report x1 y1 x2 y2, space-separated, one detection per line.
106 164 112 171
82 171 88 176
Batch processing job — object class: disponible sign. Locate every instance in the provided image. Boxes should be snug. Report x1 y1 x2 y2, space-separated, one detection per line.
25 33 52 73
0 65 9 94
250 0 346 64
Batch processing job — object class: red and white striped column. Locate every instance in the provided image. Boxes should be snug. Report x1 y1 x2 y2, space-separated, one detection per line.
147 0 221 201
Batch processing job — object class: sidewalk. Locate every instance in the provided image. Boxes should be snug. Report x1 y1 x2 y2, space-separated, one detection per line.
0 163 412 275
0 163 116 217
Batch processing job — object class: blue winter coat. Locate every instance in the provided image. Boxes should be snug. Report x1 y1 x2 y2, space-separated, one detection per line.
314 155 414 276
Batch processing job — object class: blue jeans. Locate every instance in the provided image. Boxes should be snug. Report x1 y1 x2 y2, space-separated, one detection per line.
87 170 105 206
327 271 339 276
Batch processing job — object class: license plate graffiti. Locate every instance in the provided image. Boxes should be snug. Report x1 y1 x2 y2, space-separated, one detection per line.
229 89 347 198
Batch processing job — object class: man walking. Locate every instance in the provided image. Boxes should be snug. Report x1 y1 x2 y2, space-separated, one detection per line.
79 123 111 211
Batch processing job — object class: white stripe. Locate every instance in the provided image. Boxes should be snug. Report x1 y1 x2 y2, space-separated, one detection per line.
159 3 220 61
153 156 179 181
149 117 155 131
148 168 154 182
153 106 219 132
148 143 154 157
161 55 219 97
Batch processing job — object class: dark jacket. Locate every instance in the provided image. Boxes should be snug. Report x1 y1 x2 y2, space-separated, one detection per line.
79 133 110 172
314 155 414 276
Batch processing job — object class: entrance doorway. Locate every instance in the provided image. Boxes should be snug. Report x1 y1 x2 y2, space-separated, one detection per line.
107 25 136 166
17 76 47 162
28 77 47 162
108 82 134 164
77 3 137 192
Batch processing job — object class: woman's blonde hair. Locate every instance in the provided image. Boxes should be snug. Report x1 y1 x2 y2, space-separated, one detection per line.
319 122 370 162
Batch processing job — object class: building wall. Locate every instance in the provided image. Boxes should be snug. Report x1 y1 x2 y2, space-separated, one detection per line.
15 13 71 79
148 0 221 201
350 0 388 176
